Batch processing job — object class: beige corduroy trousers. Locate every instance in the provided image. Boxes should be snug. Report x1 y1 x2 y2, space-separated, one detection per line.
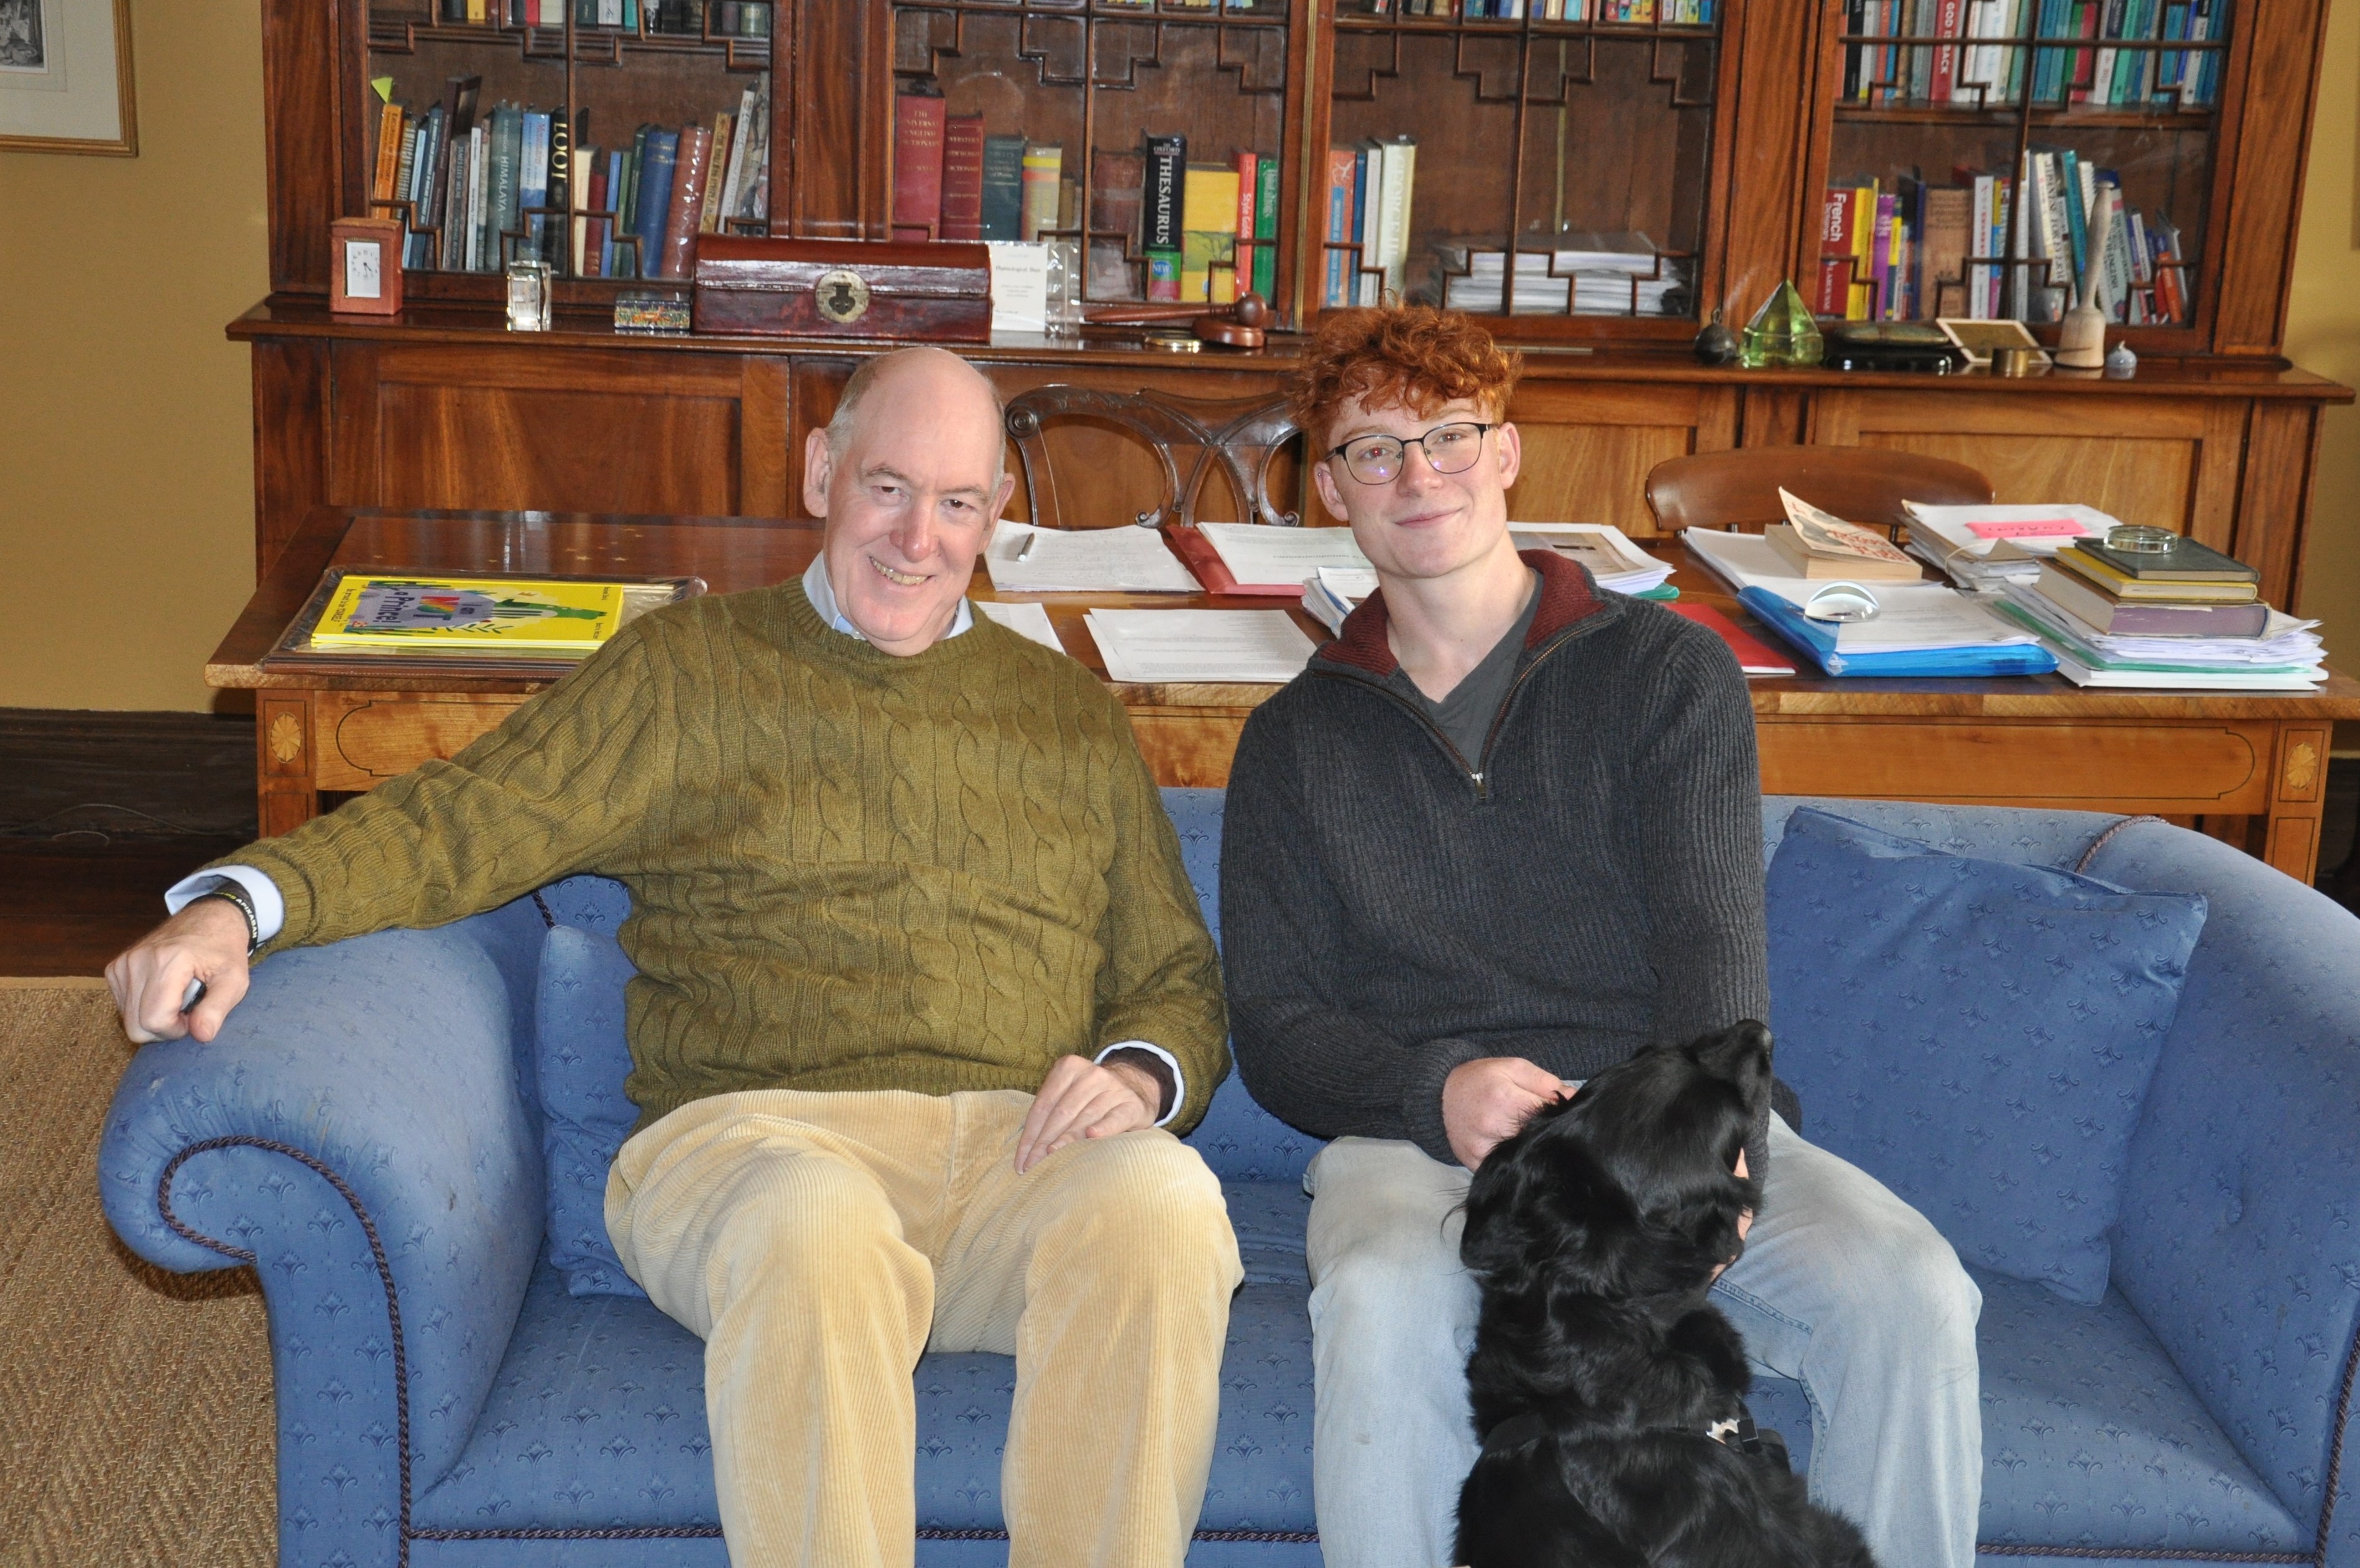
606 1087 1243 1568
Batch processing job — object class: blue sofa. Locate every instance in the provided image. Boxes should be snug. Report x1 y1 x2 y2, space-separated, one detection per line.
101 793 2360 1568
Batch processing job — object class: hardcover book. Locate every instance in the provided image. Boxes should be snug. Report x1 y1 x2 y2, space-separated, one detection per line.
1020 144 1063 242
1143 134 1186 300
659 123 711 278
892 85 947 242
980 135 1027 242
939 114 986 242
311 576 625 653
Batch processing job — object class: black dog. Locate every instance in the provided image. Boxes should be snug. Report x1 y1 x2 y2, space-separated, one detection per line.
1454 1022 1879 1568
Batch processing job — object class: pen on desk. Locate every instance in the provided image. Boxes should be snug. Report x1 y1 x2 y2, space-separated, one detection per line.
1015 534 1037 563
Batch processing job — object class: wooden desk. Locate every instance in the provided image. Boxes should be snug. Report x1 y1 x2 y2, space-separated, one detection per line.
211 507 2360 882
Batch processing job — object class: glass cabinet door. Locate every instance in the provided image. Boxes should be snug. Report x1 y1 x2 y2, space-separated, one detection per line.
365 0 773 281
1820 0 2226 339
1322 0 1728 338
891 1 1293 308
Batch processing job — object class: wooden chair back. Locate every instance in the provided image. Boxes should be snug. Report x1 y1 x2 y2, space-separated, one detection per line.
1003 386 1302 531
1643 448 1994 537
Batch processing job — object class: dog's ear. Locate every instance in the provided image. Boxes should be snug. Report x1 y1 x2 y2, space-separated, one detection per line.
1461 1113 1635 1292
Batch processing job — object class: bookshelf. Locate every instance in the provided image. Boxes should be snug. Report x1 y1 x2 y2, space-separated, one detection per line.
1814 0 2235 351
236 0 2348 635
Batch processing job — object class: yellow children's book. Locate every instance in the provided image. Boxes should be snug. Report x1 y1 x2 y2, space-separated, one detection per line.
310 574 625 653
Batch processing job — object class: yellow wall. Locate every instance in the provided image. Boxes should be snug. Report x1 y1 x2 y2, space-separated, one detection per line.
2284 0 2360 752
0 3 2350 714
0 0 267 714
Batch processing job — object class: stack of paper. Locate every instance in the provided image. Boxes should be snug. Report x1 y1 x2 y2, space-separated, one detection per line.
1900 504 2118 592
1508 524 1674 596
1682 528 2052 676
1193 523 1372 592
1995 584 2328 689
1434 236 1688 316
1084 609 1318 684
986 520 1198 594
1301 567 1378 636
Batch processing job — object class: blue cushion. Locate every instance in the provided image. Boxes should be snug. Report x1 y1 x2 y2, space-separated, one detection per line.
1767 807 2207 1304
537 921 649 1299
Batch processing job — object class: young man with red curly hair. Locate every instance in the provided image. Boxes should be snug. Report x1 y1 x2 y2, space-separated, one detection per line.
1219 307 1982 1568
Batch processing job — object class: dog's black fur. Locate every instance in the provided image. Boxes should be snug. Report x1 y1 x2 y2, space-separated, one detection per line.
1454 1022 1880 1568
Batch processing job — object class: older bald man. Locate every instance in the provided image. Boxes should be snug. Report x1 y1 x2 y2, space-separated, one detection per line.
106 348 1241 1568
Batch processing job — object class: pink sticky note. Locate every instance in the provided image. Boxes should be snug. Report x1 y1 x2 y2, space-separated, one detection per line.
1964 519 2092 540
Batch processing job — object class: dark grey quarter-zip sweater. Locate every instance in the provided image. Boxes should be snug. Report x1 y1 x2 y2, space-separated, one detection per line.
1220 548 1786 1173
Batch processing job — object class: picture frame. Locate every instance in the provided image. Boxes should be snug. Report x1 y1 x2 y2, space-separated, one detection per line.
1934 316 2049 369
0 0 136 157
330 217 406 316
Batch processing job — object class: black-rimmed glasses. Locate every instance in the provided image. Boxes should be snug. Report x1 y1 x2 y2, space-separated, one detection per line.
1324 422 1495 486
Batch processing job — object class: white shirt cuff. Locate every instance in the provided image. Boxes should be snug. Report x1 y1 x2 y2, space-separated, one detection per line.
1096 1040 1184 1128
164 865 287 944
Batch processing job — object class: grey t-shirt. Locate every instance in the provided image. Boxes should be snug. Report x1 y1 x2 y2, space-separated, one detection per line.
1381 570 1542 770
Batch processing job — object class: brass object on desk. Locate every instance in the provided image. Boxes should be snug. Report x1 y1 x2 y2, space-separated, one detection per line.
1993 346 2039 377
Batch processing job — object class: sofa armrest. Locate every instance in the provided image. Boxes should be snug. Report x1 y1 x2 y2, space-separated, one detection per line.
98 926 544 1566
2090 822 2360 1563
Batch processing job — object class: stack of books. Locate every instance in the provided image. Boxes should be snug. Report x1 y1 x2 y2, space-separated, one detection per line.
1994 533 2328 689
1899 502 2120 591
1434 234 1688 317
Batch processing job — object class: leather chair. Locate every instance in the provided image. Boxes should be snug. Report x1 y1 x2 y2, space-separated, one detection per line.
1003 386 1301 531
1644 447 1994 538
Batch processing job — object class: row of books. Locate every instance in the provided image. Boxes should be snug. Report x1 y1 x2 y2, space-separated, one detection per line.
888 102 1281 306
1839 0 2221 109
1319 137 1418 307
1353 1 1719 17
369 76 768 274
1815 154 2187 325
431 0 771 34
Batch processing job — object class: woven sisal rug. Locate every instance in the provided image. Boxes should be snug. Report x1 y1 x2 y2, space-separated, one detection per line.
0 979 274 1566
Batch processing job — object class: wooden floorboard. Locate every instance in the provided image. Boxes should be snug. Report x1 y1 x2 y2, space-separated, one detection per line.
0 837 249 977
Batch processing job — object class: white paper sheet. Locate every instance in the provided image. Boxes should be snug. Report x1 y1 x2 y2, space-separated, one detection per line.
985 242 1049 333
972 599 1067 652
1195 523 1371 588
986 520 1199 594
1084 609 1317 684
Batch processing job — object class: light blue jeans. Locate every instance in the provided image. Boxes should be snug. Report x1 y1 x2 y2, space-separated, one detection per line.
1302 1112 1983 1568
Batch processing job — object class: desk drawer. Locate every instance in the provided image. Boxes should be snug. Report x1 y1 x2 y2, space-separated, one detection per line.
1758 717 2272 814
311 694 531 791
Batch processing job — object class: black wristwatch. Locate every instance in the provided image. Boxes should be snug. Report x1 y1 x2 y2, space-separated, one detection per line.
197 882 264 957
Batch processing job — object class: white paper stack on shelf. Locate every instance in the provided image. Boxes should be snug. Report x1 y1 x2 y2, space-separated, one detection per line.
1435 234 1686 317
972 599 1066 652
1084 609 1318 684
1900 503 2120 591
1682 528 2041 655
1509 524 1674 596
985 519 1199 593
1994 583 2329 689
1302 567 1378 636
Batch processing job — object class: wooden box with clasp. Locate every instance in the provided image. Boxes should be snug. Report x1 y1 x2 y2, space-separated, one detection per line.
689 237 992 343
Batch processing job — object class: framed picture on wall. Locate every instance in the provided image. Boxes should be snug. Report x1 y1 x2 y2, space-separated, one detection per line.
0 0 135 155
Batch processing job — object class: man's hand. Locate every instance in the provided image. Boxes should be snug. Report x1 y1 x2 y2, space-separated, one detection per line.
1442 1056 1569 1170
1015 1054 1161 1174
105 898 253 1046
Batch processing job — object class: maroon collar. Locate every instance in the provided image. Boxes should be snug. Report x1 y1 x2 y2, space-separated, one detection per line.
1318 548 1607 679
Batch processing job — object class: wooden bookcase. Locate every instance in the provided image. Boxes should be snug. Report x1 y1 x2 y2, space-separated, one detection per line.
239 0 2349 617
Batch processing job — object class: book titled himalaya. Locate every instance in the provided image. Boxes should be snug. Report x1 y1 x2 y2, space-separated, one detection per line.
312 575 626 653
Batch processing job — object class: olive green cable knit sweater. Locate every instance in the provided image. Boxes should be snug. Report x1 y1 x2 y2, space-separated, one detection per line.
223 581 1230 1135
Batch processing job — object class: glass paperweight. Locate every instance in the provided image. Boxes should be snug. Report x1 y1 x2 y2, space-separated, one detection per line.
1738 280 1825 369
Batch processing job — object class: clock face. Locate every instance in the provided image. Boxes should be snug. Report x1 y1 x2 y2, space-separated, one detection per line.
344 239 382 300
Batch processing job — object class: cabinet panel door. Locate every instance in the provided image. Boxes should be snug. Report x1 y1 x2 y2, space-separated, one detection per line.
1811 391 2247 553
1504 382 1736 538
330 344 792 520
